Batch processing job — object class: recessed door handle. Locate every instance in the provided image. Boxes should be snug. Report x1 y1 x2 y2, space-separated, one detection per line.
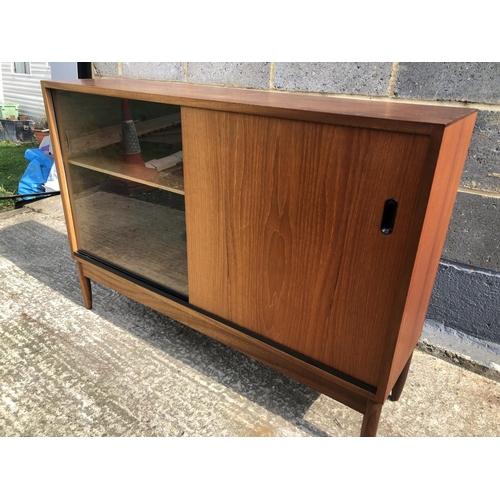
381 198 398 235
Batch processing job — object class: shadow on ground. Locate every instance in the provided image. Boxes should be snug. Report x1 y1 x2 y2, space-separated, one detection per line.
0 218 331 436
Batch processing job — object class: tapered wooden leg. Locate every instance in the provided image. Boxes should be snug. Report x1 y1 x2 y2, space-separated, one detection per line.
360 400 383 437
77 262 92 309
390 353 413 402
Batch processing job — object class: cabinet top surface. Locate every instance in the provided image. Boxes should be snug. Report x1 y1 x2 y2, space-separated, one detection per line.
42 78 476 132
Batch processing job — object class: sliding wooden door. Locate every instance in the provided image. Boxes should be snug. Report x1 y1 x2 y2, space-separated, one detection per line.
183 107 432 387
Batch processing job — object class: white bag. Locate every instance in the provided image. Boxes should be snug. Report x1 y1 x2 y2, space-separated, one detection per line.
44 162 59 192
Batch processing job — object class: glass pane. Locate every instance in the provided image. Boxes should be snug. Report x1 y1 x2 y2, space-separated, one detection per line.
53 90 188 297
53 90 183 193
13 62 30 74
69 164 188 296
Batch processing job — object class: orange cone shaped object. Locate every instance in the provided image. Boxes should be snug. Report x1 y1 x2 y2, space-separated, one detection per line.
121 99 145 167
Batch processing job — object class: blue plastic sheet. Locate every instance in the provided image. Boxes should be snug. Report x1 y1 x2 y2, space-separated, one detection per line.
18 149 55 198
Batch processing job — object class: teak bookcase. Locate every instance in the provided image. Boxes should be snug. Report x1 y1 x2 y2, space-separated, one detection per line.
42 78 476 436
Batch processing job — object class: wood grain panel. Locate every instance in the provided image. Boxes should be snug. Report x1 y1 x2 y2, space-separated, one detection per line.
383 112 477 397
42 88 78 253
42 80 476 135
184 108 433 386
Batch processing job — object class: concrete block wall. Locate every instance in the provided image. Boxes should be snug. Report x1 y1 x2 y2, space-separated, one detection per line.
92 62 500 347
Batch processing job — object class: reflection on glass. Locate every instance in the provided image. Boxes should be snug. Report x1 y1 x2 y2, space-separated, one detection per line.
69 165 188 296
54 90 184 193
54 90 188 297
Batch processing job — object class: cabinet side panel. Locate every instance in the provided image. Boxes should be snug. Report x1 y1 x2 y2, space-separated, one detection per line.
42 86 79 254
184 108 432 386
384 113 477 397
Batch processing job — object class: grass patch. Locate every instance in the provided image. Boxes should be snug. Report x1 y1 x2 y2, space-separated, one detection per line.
0 140 38 212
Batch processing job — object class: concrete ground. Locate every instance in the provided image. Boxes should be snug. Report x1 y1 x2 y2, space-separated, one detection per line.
1 196 499 437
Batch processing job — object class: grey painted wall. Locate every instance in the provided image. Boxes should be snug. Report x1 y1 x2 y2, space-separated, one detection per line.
92 62 500 347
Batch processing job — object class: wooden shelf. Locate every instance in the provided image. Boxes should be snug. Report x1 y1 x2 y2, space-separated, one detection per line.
69 154 184 195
